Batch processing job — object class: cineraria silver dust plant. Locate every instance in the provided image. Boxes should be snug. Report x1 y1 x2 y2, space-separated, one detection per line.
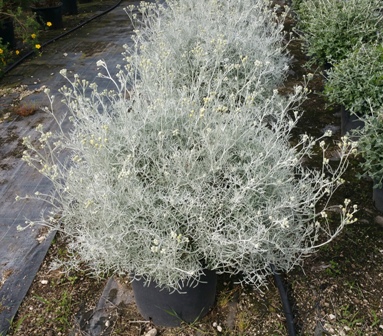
19 61 357 290
18 0 358 291
124 0 291 104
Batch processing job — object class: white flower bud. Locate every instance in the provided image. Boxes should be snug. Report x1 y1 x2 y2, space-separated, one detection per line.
96 60 106 67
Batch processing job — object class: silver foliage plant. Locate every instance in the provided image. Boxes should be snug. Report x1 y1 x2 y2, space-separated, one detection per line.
124 0 291 103
19 0 358 290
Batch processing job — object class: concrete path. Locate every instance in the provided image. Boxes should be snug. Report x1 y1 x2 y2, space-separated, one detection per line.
0 1 137 333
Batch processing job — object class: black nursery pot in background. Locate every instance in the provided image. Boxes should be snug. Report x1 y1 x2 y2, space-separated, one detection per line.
0 18 16 48
62 0 78 15
31 3 64 30
373 186 383 213
131 270 217 327
340 105 364 137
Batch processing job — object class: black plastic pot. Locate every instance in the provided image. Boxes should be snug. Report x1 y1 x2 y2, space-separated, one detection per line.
0 17 15 48
373 186 383 213
322 62 333 79
131 270 217 327
31 3 63 30
340 105 364 137
62 0 78 15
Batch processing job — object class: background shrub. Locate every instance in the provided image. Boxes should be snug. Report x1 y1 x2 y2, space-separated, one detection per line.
324 43 383 114
295 0 382 66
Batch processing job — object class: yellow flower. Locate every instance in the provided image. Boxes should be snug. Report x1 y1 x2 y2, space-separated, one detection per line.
35 44 41 50
46 22 52 27
0 49 3 54
31 33 36 39
15 50 20 55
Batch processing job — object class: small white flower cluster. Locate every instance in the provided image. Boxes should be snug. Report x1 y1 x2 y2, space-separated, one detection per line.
150 231 190 254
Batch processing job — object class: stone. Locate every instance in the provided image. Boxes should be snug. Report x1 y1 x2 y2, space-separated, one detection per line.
314 321 328 336
375 216 383 227
144 329 158 336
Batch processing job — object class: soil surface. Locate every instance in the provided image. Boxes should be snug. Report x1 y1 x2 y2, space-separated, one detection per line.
4 3 383 336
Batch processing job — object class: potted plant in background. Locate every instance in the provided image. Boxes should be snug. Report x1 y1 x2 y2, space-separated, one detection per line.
324 43 383 135
294 0 383 67
62 0 78 16
31 0 63 29
0 0 17 47
0 0 40 73
18 0 357 328
352 107 383 212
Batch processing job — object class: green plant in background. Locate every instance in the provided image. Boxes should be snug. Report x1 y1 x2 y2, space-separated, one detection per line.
236 311 251 333
295 0 383 66
352 106 383 188
325 260 341 276
0 0 30 10
370 309 380 328
0 0 41 73
18 0 357 292
34 291 73 331
324 43 383 115
9 314 28 334
0 38 13 66
339 304 363 329
290 0 304 11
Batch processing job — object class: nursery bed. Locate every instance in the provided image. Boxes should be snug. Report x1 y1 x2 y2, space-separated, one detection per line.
3 2 383 336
